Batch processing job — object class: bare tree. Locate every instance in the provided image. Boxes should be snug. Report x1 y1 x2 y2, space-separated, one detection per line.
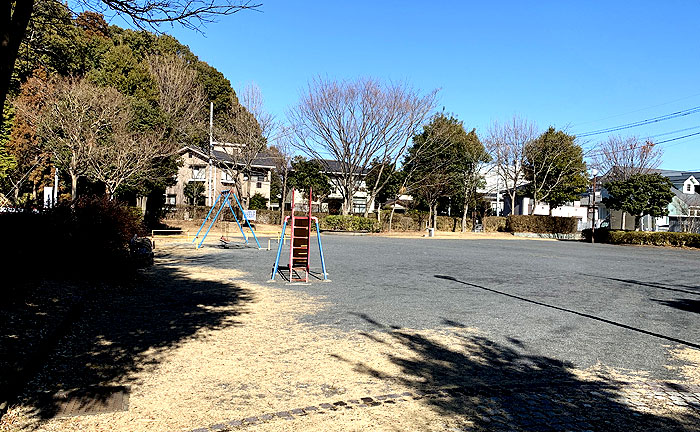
2 1 260 126
590 135 663 229
17 76 123 199
590 135 663 181
289 77 438 216
270 126 294 220
147 54 207 143
485 116 538 215
214 84 272 208
87 109 174 198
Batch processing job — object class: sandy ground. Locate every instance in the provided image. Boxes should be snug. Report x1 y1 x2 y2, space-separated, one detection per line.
2 244 698 432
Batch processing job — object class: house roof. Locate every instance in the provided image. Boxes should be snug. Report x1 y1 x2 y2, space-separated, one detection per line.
672 186 700 208
316 159 369 175
179 146 276 169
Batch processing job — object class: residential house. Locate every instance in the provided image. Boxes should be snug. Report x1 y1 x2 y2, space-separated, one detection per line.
591 169 700 232
286 159 375 214
165 145 276 209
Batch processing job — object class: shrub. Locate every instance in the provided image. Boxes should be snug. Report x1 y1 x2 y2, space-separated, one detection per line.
248 193 268 210
3 197 146 288
320 215 380 232
483 216 506 232
582 229 700 248
506 215 578 234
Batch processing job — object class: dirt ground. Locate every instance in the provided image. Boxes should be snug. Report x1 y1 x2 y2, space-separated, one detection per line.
2 244 698 432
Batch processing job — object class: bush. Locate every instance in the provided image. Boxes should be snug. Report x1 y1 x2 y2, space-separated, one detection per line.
483 216 506 232
506 215 578 234
248 193 268 210
3 197 146 289
320 215 380 232
582 228 700 248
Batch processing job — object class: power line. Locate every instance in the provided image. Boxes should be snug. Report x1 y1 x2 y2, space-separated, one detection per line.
576 105 700 137
644 125 700 139
572 91 700 128
584 132 700 158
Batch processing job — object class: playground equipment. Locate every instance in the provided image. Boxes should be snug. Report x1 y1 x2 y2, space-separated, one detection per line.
270 188 328 283
192 190 261 249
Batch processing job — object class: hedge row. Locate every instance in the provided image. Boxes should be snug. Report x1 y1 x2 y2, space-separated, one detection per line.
483 216 507 232
320 215 380 232
506 215 578 234
582 228 700 248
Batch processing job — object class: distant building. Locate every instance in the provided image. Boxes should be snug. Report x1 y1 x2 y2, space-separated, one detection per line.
166 145 276 208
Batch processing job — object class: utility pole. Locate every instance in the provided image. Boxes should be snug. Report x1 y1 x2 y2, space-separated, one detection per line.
208 102 213 206
590 169 598 243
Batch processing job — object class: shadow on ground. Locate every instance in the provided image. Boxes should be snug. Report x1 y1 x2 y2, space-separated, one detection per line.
7 259 252 425
652 298 700 315
339 313 700 430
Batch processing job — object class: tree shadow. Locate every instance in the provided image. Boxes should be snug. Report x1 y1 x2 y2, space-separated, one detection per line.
7 261 252 423
600 277 700 296
652 298 700 315
340 313 700 431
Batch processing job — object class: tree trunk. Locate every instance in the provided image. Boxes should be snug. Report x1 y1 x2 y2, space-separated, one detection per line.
342 193 352 216
427 204 433 230
461 199 469 233
362 194 371 218
70 171 78 201
621 212 626 230
0 0 35 127
389 204 396 232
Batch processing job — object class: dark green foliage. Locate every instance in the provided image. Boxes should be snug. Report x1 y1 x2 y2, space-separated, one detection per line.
602 174 675 230
3 197 146 286
365 159 404 206
506 215 578 234
524 127 588 210
183 181 205 206
248 192 268 210
582 228 700 248
320 215 380 232
288 156 332 200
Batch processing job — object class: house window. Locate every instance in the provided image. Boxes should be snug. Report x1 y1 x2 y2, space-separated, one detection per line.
191 166 206 180
165 194 176 205
352 197 367 214
222 170 234 183
687 184 692 192
256 182 262 189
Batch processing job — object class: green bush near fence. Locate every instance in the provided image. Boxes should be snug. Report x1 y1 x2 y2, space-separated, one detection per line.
582 228 700 248
506 215 578 234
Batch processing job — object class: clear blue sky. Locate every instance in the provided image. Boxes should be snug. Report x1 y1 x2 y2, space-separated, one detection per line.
155 1 700 170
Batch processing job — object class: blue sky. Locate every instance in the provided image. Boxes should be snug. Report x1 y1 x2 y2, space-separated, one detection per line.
136 1 700 169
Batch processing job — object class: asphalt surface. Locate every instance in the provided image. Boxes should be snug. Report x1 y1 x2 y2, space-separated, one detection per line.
187 234 700 381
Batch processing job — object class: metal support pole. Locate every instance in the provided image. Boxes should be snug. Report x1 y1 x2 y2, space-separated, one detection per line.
198 191 231 248
591 174 597 243
313 218 328 280
270 217 289 280
225 197 248 245
233 193 262 249
192 191 223 243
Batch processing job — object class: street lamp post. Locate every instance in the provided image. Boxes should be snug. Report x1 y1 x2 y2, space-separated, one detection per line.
590 168 599 243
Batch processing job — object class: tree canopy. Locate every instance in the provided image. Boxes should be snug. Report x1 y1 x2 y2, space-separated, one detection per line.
603 173 675 230
1 2 259 203
524 127 588 212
